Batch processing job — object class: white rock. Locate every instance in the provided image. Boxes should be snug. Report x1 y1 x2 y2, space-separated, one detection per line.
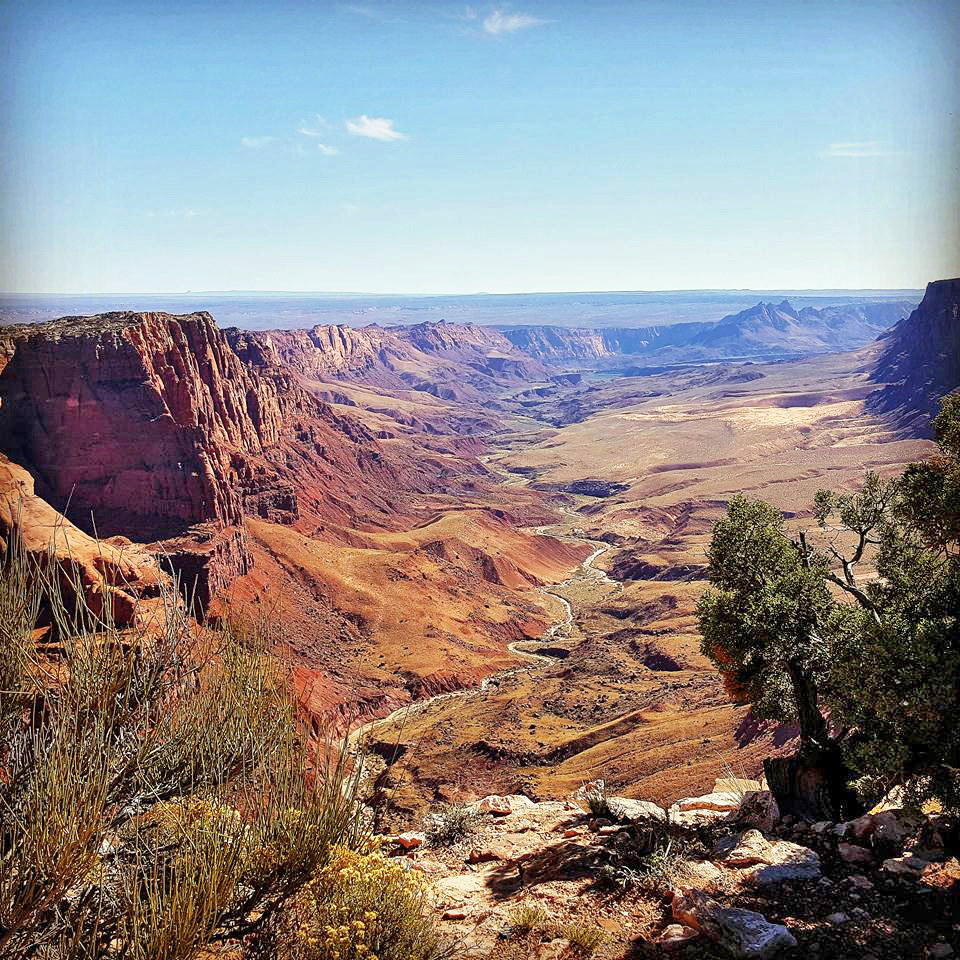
569 779 606 812
472 794 533 816
723 830 821 885
607 796 667 823
678 791 742 813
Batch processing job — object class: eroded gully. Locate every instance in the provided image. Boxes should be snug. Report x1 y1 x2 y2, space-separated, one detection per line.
349 495 621 747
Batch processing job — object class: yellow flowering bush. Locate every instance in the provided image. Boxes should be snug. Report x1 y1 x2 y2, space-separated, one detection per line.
287 845 448 960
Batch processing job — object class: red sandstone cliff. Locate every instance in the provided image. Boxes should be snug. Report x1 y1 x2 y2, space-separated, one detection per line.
226 319 550 403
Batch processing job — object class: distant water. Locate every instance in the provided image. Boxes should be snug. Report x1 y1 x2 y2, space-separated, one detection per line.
0 289 922 331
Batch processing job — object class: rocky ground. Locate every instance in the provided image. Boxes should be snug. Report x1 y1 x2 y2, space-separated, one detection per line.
377 784 959 959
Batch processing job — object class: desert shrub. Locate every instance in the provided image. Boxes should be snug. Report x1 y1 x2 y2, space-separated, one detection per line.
0 529 364 959
597 812 692 894
283 844 448 960
424 803 481 847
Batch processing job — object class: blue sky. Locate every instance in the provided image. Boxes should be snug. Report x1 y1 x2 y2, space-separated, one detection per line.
1 0 957 294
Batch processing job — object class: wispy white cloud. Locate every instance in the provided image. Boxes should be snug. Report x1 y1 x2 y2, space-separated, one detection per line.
346 114 407 141
316 143 339 156
146 208 202 219
298 115 329 137
241 135 276 149
483 9 546 35
821 141 892 159
344 4 405 23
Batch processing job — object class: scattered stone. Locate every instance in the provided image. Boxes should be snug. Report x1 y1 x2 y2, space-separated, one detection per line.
670 807 731 827
562 827 584 838
676 860 726 892
724 830 775 866
569 779 605 812
928 944 955 959
838 842 875 865
811 821 833 835
847 874 875 890
472 794 533 816
728 790 780 834
597 824 626 836
394 831 425 850
442 908 468 920
672 888 797 958
826 912 849 926
882 854 931 877
658 923 699 950
872 810 920 848
678 791 741 813
467 846 510 864
921 857 960 891
722 830 821 884
848 815 877 841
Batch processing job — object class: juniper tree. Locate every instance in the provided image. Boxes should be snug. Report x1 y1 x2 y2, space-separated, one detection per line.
698 396 960 816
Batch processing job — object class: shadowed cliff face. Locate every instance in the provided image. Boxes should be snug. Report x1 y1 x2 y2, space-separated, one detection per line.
869 278 960 432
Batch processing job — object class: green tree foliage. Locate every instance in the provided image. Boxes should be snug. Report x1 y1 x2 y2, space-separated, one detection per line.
0 530 365 959
698 396 960 811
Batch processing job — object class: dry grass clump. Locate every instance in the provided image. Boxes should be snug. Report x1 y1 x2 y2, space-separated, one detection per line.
555 920 607 955
507 901 550 935
279 844 450 960
505 902 606 957
0 525 370 959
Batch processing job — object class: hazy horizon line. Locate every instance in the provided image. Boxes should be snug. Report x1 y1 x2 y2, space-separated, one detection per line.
0 285 930 299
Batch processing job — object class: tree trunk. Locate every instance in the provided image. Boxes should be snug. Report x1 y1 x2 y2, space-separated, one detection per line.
765 743 863 821
769 661 861 820
786 658 827 746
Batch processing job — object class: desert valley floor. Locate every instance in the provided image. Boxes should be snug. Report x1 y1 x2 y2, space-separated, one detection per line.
337 348 933 818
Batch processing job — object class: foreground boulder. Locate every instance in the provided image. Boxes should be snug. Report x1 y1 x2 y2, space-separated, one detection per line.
672 887 798 958
721 830 821 885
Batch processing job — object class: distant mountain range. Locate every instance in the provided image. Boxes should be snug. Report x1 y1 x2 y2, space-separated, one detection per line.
499 298 916 366
0 289 920 332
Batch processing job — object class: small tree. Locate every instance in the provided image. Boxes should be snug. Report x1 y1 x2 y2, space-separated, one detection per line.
698 397 960 817
0 528 365 959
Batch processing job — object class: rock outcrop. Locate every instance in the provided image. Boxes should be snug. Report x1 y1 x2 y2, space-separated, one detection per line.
0 311 433 605
869 278 960 432
226 319 550 404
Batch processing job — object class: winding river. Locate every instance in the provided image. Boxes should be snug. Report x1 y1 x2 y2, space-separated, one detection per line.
349 512 620 747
